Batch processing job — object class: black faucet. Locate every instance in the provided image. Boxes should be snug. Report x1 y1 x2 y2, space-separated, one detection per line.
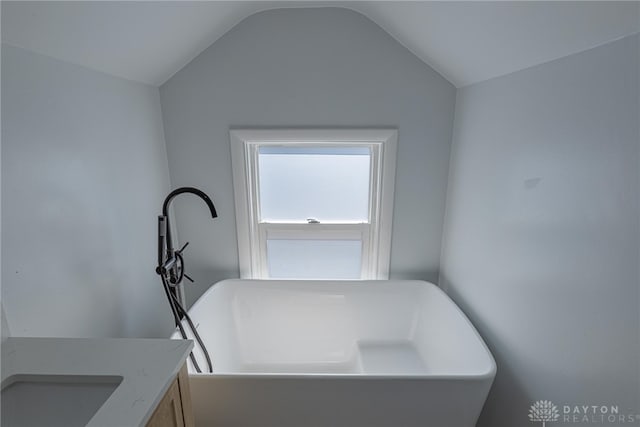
156 187 217 374
162 187 217 257
157 187 217 285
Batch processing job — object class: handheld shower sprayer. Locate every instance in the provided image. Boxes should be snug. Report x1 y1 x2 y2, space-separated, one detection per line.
156 187 217 373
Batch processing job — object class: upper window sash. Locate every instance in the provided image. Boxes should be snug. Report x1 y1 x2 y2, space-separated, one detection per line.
256 144 373 223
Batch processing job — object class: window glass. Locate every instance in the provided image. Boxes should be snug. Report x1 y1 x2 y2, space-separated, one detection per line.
258 146 370 222
266 239 362 279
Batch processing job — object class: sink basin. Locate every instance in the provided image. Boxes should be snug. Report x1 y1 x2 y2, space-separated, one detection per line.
1 374 123 427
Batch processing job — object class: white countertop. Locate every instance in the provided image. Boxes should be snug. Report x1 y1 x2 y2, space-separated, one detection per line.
1 337 193 427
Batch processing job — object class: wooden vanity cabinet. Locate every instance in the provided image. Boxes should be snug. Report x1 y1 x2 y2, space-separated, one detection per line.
146 363 195 427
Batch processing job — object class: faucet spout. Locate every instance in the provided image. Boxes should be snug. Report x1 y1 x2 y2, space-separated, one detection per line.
162 186 217 219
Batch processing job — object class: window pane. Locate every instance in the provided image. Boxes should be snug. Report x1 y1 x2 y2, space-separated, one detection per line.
266 239 362 279
258 146 370 222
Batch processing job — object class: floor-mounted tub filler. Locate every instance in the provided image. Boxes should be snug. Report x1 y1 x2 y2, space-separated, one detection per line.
171 279 496 427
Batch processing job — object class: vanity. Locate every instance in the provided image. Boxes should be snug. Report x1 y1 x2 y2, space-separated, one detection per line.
1 337 194 427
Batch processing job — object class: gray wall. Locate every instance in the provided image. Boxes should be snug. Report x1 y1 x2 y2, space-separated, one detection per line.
441 34 639 426
1 305 9 343
160 8 456 306
1 4 4 342
2 44 174 338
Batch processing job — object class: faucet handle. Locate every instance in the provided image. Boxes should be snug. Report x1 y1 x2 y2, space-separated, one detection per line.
176 241 189 255
176 242 195 283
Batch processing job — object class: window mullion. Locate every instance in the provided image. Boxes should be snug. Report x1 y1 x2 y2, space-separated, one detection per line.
262 223 365 238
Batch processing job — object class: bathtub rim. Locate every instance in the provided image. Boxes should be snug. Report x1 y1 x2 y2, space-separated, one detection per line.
180 279 497 381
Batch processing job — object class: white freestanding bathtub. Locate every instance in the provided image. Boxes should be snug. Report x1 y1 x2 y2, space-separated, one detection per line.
171 279 496 427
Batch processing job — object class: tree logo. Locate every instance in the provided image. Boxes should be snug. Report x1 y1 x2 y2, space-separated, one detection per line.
529 400 560 426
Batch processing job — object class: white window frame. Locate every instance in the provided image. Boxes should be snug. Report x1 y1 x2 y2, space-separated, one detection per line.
230 129 397 280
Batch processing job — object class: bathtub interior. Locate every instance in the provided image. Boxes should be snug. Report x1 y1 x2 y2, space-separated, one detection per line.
174 280 495 377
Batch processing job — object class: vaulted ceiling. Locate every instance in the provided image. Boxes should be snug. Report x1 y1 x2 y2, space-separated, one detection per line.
2 1 638 87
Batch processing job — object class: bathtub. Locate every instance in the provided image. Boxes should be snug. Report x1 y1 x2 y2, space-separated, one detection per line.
171 279 496 427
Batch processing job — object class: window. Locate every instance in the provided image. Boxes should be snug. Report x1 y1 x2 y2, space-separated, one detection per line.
230 129 397 280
